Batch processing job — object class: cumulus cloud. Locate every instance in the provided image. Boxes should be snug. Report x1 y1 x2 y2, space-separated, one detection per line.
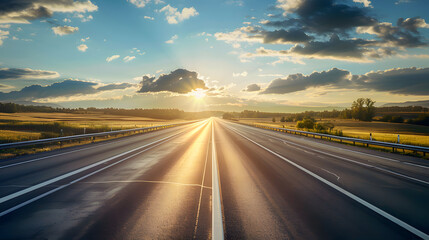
77 43 88 52
215 26 313 45
216 0 428 63
0 80 98 101
128 0 150 8
243 84 261 92
52 25 79 35
165 34 178 44
97 83 135 91
144 16 154 20
159 4 198 24
138 69 207 94
0 80 136 101
123 56 136 62
273 0 376 33
353 0 372 8
0 67 59 80
0 0 98 24
260 67 429 95
106 55 120 62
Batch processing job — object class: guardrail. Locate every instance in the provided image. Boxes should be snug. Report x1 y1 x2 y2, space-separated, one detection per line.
241 123 429 156
0 120 198 150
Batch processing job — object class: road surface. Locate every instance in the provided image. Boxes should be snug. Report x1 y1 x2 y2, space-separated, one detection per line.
0 118 428 239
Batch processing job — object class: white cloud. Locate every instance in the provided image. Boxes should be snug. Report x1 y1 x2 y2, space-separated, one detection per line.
0 29 10 46
159 5 198 24
75 14 93 22
165 34 178 44
63 18 71 23
131 48 145 55
128 0 150 8
233 71 248 77
144 16 155 20
81 37 90 42
106 55 120 62
77 44 88 52
52 25 79 36
0 24 11 28
123 56 136 62
353 0 372 7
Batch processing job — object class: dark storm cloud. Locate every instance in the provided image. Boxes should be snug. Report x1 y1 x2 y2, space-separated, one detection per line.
289 34 373 59
97 83 135 91
260 67 429 95
138 69 207 94
263 29 314 44
243 84 261 92
0 68 60 80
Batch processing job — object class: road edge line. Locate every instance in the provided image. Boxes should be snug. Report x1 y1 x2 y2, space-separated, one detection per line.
225 124 429 240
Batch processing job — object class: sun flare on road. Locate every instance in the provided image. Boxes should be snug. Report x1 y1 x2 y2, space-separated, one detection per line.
190 89 206 100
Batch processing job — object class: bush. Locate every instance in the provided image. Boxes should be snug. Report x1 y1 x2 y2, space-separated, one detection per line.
296 118 315 129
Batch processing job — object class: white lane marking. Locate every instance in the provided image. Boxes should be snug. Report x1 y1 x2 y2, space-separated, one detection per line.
193 122 211 239
0 129 187 206
321 168 340 181
212 120 225 240
80 180 212 189
0 121 203 170
237 122 429 170
403 162 429 169
239 127 429 186
226 125 429 240
0 137 176 217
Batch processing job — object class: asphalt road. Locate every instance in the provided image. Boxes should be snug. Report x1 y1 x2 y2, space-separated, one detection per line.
0 118 428 239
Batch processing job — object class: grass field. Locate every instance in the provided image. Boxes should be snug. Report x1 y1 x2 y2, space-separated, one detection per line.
238 118 429 147
0 112 185 159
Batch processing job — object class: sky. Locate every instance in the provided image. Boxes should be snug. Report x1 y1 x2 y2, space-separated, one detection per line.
0 0 428 112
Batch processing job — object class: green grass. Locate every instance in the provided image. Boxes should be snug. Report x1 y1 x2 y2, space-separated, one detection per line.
0 112 185 159
238 118 429 147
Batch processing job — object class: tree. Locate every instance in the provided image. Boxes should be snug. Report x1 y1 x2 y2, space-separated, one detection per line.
280 116 286 122
296 118 315 129
351 98 376 121
272 117 276 122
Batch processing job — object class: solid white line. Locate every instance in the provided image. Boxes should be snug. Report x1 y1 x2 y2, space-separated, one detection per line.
0 121 201 170
226 125 429 240
0 130 185 205
212 120 224 240
236 122 429 170
0 137 172 217
235 125 429 186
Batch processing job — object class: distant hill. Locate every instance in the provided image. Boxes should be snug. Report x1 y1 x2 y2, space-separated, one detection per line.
382 100 429 108
0 101 62 108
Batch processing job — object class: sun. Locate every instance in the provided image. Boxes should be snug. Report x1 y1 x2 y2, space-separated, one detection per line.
190 88 206 100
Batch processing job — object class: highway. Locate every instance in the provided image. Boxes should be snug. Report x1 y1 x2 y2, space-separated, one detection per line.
0 118 428 239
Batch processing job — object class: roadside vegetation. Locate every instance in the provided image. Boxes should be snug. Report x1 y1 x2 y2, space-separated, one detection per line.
223 98 429 148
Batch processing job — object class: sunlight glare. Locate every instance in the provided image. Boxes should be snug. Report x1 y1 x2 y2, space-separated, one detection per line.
190 88 206 100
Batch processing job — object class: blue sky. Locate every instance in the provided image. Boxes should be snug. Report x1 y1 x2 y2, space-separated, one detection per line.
0 0 428 112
